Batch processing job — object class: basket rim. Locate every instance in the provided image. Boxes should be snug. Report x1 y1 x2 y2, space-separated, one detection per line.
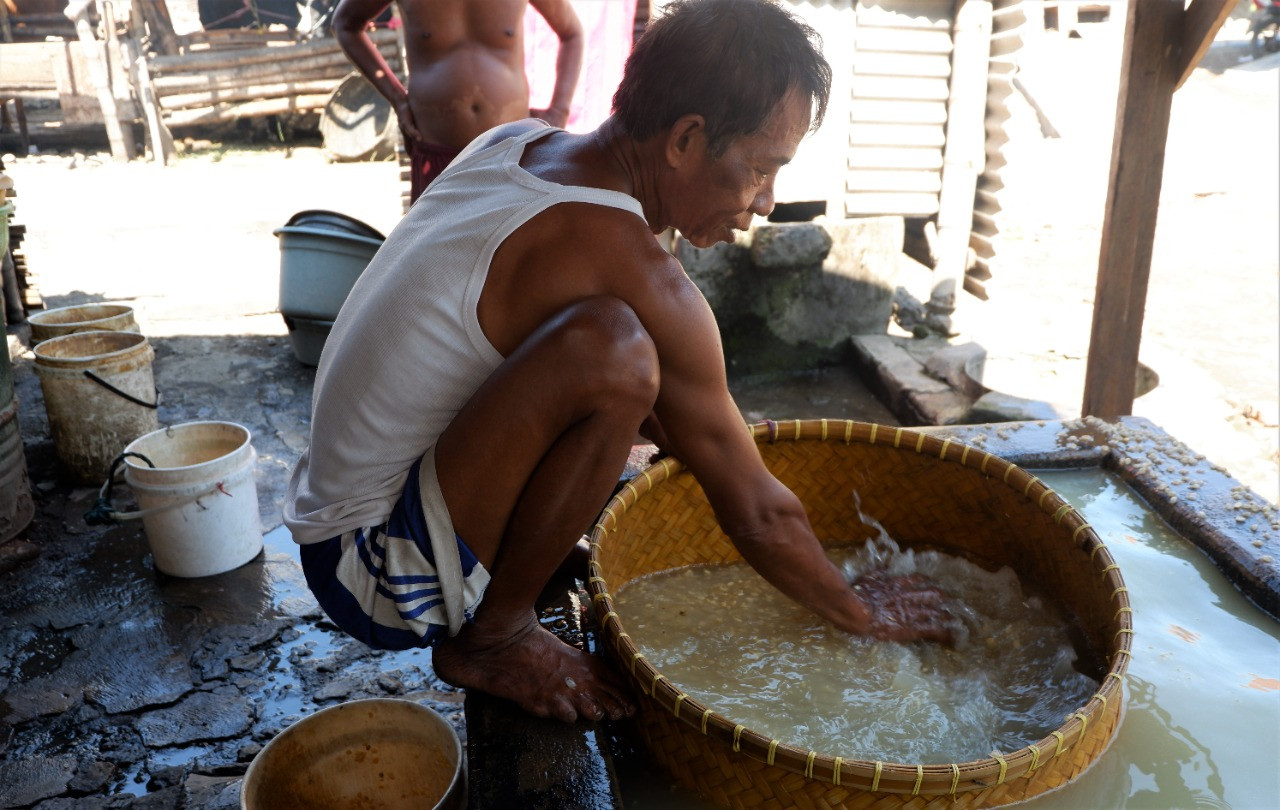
586 418 1133 796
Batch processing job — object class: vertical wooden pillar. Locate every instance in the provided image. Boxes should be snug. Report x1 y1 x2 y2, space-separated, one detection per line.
1080 0 1183 419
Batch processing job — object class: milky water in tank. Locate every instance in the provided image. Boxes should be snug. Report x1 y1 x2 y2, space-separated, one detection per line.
614 533 1099 764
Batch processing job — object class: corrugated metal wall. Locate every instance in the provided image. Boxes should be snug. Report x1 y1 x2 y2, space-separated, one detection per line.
846 1 953 218
967 0 1026 299
645 0 1026 298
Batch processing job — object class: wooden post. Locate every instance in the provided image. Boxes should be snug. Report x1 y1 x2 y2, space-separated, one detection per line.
926 0 991 334
65 0 136 161
1175 0 1234 91
1080 0 1183 419
135 0 180 57
0 0 13 43
124 0 174 163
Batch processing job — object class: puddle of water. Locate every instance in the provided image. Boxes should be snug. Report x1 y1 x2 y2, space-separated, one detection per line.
612 468 1280 809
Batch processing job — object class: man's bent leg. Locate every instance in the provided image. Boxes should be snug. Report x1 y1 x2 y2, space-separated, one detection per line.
432 297 658 722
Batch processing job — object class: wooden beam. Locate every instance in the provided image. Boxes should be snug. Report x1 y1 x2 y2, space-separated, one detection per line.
66 0 135 161
1175 0 1234 91
1081 0 1184 419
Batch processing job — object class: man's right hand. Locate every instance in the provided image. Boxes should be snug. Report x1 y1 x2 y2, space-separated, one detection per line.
850 570 956 645
395 99 423 143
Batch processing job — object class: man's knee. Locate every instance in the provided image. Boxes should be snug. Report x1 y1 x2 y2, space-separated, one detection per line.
558 297 659 406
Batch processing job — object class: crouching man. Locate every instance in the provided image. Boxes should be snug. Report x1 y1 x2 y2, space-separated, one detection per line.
284 0 953 724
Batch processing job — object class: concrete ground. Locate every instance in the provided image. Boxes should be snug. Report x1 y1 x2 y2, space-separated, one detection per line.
0 12 1275 809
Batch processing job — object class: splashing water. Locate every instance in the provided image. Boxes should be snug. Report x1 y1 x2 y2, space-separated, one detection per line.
614 532 1099 764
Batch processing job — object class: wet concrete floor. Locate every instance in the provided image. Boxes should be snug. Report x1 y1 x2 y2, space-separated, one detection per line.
1 326 473 809
0 319 897 809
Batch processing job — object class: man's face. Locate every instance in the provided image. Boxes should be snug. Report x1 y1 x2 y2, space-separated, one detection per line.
669 88 811 249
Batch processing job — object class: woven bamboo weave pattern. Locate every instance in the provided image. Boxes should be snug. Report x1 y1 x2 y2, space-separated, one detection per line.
588 420 1132 809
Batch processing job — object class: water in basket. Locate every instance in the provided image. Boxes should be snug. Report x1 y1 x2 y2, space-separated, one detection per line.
614 535 1100 765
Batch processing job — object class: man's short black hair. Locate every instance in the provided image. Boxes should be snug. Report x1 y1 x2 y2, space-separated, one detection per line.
612 0 832 157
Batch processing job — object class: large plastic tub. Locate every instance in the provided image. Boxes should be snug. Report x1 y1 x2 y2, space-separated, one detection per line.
275 225 383 322
275 220 383 365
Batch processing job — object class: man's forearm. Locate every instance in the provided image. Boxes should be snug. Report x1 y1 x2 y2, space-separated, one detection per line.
729 506 874 635
547 33 584 117
334 27 407 108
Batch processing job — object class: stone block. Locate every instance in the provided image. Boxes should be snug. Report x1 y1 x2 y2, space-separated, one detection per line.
750 222 832 268
965 391 1069 424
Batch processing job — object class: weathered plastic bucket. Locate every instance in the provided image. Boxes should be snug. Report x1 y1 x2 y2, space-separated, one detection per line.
0 200 12 258
122 421 262 578
2 323 34 542
33 331 159 485
27 302 140 345
1 396 34 544
241 698 466 810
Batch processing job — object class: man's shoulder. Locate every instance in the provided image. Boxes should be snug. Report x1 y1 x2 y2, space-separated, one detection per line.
474 119 548 150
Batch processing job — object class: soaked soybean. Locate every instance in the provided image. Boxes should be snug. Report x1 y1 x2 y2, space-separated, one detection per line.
613 537 1098 764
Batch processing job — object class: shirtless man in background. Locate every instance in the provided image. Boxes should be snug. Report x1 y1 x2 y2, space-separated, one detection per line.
333 0 584 203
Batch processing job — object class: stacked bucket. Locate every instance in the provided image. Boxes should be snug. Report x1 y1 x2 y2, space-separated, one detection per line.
1 166 35 547
23 304 263 578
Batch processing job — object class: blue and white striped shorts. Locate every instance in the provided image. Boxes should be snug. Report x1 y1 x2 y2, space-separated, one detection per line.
299 458 490 650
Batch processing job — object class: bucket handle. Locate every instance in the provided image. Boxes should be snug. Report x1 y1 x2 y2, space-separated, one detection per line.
84 451 233 525
83 370 159 409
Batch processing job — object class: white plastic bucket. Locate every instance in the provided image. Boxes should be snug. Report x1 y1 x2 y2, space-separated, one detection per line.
33 331 159 485
122 421 263 578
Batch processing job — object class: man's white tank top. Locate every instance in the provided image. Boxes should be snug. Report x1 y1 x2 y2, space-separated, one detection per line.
284 120 645 543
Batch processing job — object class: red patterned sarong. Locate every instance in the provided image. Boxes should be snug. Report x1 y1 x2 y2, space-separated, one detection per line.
406 136 463 204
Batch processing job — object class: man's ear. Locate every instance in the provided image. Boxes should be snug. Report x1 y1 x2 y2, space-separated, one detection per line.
664 113 707 169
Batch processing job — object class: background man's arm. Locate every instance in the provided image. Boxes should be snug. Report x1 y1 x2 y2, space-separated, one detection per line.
528 0 584 128
332 0 422 140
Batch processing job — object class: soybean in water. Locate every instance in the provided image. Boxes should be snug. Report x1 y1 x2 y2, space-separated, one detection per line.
613 537 1100 764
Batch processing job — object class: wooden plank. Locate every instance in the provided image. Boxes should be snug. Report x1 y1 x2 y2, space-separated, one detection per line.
136 0 178 56
927 0 992 331
849 122 946 147
155 64 352 97
1082 0 1183 419
0 42 64 90
151 39 398 78
149 32 393 73
121 2 170 164
848 145 943 170
160 79 341 110
846 168 941 193
853 51 952 78
845 191 939 217
154 55 374 94
1175 0 1233 90
850 74 950 101
163 93 332 126
66 0 134 160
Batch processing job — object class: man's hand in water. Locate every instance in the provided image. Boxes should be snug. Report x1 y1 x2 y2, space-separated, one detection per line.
851 570 955 645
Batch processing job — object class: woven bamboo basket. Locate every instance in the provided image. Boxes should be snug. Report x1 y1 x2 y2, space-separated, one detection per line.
587 419 1132 809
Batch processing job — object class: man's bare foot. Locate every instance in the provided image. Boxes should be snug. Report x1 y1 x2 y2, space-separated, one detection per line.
432 617 636 723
